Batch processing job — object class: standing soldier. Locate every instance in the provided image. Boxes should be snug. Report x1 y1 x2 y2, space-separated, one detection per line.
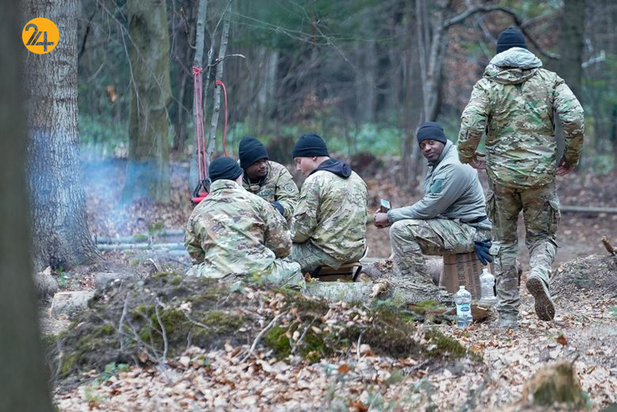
289 133 369 273
239 136 299 220
184 157 303 288
458 27 585 328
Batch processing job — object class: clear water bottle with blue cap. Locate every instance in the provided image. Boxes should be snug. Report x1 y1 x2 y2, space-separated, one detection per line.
454 285 473 327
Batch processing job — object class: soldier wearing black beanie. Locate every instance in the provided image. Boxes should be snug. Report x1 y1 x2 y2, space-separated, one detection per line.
237 136 300 220
496 27 527 54
239 136 269 169
291 133 329 158
417 122 447 146
209 157 242 182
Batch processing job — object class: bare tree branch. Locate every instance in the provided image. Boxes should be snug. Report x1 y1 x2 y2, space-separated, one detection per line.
443 5 559 60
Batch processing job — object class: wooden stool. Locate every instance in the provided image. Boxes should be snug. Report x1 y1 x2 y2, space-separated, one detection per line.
312 262 363 282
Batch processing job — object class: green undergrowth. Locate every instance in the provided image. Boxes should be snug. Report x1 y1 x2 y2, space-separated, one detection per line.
55 272 254 378
53 274 478 380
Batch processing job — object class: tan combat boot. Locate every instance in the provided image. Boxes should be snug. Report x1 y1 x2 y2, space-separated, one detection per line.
526 276 555 321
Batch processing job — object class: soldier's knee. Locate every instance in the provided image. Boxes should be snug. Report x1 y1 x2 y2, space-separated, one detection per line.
389 219 422 242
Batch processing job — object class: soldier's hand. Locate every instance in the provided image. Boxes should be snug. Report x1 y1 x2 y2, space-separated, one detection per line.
470 151 486 170
556 157 574 176
374 212 391 228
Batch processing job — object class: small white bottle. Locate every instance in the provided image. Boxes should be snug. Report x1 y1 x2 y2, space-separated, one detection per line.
454 286 473 327
479 268 497 306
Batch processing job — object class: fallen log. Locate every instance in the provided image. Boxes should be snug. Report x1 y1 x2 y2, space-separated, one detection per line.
97 242 185 251
561 205 617 214
93 229 185 244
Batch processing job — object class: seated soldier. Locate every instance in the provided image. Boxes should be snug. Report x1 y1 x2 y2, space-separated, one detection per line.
289 133 369 273
239 136 299 220
374 122 493 284
184 157 303 287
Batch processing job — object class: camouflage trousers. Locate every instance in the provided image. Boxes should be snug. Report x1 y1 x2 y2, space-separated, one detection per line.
290 241 349 273
186 259 304 289
389 218 491 282
487 181 560 318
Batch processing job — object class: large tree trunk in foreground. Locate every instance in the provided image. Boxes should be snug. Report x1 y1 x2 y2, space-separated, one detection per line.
0 3 54 410
24 0 98 272
123 0 173 204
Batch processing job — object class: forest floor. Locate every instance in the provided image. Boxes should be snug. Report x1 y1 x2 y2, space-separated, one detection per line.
49 156 617 411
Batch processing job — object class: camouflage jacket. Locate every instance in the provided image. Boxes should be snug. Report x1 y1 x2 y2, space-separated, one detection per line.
458 47 584 189
242 161 299 220
184 179 292 278
290 165 368 263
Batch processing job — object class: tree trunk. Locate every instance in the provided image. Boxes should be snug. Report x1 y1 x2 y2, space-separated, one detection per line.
253 48 279 133
355 38 377 124
0 3 54 410
558 0 585 102
205 7 232 170
189 0 209 193
400 1 424 187
24 0 98 272
123 0 173 204
172 0 195 154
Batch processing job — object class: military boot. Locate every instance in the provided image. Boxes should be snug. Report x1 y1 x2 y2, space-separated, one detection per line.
526 275 555 321
493 312 518 329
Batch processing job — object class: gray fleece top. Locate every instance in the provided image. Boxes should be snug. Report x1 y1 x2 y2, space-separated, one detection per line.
387 140 491 230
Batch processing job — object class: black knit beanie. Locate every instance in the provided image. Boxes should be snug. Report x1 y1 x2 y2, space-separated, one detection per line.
292 133 329 158
209 156 243 182
417 122 447 145
496 27 527 54
239 136 269 169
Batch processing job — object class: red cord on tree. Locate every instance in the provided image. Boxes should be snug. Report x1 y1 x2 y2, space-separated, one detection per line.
192 66 208 183
190 76 229 205
191 66 208 204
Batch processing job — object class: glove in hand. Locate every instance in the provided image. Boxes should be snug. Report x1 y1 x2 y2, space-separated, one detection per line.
474 239 493 266
271 201 285 216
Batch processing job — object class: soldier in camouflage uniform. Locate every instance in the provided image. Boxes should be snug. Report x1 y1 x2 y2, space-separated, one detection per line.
374 122 493 289
239 136 299 220
289 133 369 273
184 157 303 288
458 27 584 327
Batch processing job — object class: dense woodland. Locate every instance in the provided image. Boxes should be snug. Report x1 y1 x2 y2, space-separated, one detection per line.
2 0 617 411
77 0 617 176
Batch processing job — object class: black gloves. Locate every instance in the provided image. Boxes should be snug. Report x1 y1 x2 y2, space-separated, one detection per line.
271 201 285 216
474 239 493 266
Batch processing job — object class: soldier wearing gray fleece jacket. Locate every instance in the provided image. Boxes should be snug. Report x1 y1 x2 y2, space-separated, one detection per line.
374 122 491 281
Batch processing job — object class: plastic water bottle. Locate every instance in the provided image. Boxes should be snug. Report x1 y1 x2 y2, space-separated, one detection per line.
454 286 473 327
479 268 497 306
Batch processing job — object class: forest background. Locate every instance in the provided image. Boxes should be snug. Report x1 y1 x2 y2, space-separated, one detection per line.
3 1 617 410
78 0 616 194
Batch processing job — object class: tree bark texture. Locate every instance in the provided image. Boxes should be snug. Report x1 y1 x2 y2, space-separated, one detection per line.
189 0 209 192
205 6 232 173
123 0 173 204
24 0 98 272
0 2 54 410
558 0 585 101
400 1 425 187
